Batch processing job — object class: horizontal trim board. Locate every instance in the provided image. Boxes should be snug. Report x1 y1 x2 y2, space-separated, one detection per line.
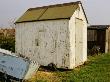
15 18 70 24
88 28 107 30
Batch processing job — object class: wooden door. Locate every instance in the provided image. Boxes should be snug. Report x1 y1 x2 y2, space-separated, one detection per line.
75 18 83 66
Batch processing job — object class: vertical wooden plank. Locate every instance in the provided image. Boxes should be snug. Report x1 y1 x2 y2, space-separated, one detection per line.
108 27 110 52
105 29 109 53
75 18 83 67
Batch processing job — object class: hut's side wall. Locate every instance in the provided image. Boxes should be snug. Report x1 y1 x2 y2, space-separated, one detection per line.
16 19 71 68
108 27 110 52
69 4 87 68
105 29 109 53
16 4 87 69
78 4 87 64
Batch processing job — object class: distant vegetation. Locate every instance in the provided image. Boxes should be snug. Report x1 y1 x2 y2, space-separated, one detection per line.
0 28 15 52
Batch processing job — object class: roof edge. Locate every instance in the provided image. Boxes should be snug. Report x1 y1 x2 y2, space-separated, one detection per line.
28 1 81 11
88 25 110 29
15 18 70 24
89 25 110 27
79 2 89 24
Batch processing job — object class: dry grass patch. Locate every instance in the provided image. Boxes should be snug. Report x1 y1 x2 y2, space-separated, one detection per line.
27 71 61 82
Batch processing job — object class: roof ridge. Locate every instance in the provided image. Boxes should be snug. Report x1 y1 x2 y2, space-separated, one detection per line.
28 1 81 11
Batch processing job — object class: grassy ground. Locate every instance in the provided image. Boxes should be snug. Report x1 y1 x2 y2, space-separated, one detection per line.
27 53 110 82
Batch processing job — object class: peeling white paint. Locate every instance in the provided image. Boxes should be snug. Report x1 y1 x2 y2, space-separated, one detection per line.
0 52 29 79
16 20 70 68
15 4 87 69
0 48 12 55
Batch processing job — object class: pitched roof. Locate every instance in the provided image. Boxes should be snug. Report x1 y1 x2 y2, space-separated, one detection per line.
15 1 81 23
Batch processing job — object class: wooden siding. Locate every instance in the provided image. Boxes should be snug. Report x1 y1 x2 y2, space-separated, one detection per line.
16 20 70 69
87 30 97 41
75 18 84 67
15 3 87 69
108 28 110 52
87 29 106 53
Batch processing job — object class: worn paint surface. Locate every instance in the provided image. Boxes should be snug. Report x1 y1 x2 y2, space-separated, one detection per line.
75 18 84 66
16 19 70 68
107 27 110 52
0 52 29 79
102 26 110 53
0 51 39 80
15 4 87 69
69 4 87 68
24 61 39 79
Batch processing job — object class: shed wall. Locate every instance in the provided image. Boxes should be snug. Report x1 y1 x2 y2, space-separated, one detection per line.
16 19 71 68
69 4 87 68
108 27 110 52
75 18 84 66
105 29 109 53
16 4 87 69
87 29 106 53
76 4 87 64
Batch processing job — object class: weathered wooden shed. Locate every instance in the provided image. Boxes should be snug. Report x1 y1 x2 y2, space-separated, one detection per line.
15 1 88 69
88 25 110 53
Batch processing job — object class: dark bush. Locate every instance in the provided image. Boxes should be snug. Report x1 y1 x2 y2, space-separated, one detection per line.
88 45 100 56
0 36 15 52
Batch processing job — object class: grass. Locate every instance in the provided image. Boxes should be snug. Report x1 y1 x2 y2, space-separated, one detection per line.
27 53 110 82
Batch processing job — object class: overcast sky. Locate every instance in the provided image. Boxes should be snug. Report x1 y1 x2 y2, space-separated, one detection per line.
0 0 110 27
